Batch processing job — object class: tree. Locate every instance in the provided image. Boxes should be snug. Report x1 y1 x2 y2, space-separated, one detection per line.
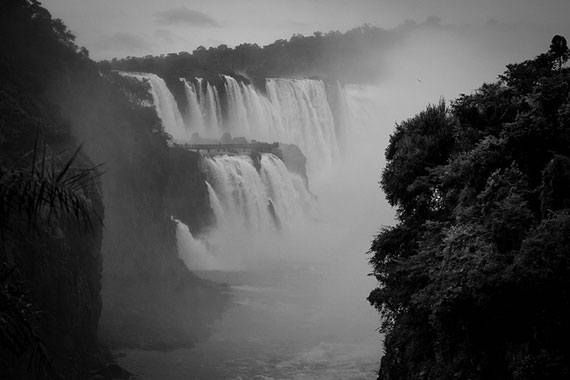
370 36 570 380
0 142 101 379
550 35 569 71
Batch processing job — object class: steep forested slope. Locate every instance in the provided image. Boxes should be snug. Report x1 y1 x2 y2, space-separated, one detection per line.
1 1 226 378
369 36 570 380
0 1 106 378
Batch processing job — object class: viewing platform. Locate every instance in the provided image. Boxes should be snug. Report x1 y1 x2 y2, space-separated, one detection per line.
177 142 281 156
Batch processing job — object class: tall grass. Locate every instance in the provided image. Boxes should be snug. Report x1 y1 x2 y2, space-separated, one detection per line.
0 140 103 379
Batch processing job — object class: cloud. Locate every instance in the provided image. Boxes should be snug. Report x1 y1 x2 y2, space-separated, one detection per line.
154 29 174 44
155 7 220 27
285 20 311 29
425 15 441 26
91 33 151 53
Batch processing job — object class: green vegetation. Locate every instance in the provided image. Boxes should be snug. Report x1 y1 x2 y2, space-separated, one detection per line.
369 36 570 379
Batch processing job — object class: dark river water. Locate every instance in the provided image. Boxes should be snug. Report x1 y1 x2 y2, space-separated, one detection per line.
117 263 382 380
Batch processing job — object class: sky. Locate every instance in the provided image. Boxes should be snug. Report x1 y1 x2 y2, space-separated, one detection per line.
41 0 570 62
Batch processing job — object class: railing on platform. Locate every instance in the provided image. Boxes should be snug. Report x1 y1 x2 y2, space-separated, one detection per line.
177 142 280 155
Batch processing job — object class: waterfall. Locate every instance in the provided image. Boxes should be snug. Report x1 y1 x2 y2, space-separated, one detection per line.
326 81 353 153
204 153 314 233
119 72 187 141
204 81 221 130
223 75 250 134
175 219 228 271
205 181 225 226
179 78 222 138
123 71 357 170
265 79 338 167
181 78 205 135
174 152 317 269
204 76 340 169
162 78 379 270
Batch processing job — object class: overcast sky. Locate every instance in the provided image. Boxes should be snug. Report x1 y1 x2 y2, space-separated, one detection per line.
41 0 569 61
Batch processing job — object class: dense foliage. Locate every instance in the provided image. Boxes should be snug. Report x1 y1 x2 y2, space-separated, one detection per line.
1 0 227 378
369 36 570 380
0 1 106 378
103 22 420 84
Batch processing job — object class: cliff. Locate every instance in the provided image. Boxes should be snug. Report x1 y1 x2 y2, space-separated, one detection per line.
53 72 229 351
278 143 309 186
0 41 105 380
167 147 215 234
1 1 228 377
0 2 109 377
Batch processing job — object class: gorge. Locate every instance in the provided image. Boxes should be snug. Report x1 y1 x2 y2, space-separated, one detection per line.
0 3 385 374
4 0 570 379
110 68 385 379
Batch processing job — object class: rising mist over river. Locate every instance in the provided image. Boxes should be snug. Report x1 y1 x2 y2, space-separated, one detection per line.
3 0 570 379
110 26 544 378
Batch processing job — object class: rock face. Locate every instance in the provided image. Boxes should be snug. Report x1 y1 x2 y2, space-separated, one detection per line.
100 245 228 350
278 143 309 186
167 147 215 233
56 77 229 351
1 1 228 378
99 179 227 351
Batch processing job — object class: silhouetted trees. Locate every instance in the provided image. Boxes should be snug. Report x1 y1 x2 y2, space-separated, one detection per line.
1 1 227 378
103 23 421 83
369 36 570 380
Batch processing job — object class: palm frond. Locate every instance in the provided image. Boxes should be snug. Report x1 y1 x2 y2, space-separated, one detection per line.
0 143 103 237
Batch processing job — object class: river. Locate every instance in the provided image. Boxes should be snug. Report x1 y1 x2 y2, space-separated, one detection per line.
117 262 381 380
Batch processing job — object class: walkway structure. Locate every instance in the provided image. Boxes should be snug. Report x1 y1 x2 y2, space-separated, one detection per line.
178 142 280 156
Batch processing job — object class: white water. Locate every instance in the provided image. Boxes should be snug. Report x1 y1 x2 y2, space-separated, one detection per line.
181 153 317 269
181 78 205 135
168 78 385 289
206 154 314 231
119 70 387 380
265 79 339 168
203 79 222 131
114 27 537 379
119 72 188 141
157 83 387 379
124 71 354 171
175 220 229 271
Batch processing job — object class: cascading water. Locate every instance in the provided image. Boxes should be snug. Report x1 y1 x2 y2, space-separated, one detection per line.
215 76 341 169
223 75 253 135
183 153 316 269
181 78 205 135
205 153 314 232
266 78 339 168
203 80 221 131
120 72 188 141
125 71 353 170
118 75 385 378
174 220 226 271
120 70 378 265
326 81 353 153
206 154 276 233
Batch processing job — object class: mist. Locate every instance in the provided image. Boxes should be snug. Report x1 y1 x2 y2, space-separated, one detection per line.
109 18 552 379
4 0 570 378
